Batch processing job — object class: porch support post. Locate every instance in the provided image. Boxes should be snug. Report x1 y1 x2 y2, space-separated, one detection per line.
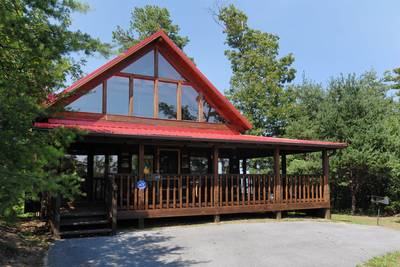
322 149 331 219
213 146 220 222
138 143 145 228
274 147 282 219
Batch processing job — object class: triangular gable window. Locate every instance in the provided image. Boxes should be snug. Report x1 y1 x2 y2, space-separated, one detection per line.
203 101 225 123
64 46 225 123
158 52 183 80
122 50 154 76
66 84 102 113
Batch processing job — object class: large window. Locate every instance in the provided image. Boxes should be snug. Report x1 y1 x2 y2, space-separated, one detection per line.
66 84 102 113
158 82 177 119
67 48 227 123
122 50 154 76
107 77 129 115
181 85 199 121
158 52 183 80
134 79 154 117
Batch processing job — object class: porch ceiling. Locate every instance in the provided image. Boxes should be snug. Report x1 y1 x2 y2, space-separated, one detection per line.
35 118 346 154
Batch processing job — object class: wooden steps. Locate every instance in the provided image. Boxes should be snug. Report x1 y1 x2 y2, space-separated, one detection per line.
59 202 113 239
60 228 113 238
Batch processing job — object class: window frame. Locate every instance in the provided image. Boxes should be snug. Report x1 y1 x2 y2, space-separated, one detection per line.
67 46 227 124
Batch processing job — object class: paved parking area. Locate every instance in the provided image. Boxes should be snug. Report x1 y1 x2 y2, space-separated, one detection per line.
46 220 400 267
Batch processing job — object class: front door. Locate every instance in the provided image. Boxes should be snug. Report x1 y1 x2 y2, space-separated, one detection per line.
159 149 180 174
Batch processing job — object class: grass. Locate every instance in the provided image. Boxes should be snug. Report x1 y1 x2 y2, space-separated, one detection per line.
331 213 400 230
331 213 400 267
357 251 400 267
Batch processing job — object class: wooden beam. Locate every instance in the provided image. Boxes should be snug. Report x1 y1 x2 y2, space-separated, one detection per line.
117 201 330 219
274 147 281 202
213 146 219 207
139 144 145 177
198 94 204 122
138 143 145 210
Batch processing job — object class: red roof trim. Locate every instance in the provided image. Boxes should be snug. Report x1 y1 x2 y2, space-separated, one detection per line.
34 118 347 149
48 30 252 132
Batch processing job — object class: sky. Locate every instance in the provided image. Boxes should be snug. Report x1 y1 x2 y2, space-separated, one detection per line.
69 0 400 93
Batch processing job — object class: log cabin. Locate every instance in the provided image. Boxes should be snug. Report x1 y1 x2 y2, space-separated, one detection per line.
35 30 346 238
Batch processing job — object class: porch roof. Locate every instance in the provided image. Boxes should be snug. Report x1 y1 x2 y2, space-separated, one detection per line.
35 118 346 150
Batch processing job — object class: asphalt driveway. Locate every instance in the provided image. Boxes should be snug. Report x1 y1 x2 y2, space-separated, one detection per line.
46 220 400 267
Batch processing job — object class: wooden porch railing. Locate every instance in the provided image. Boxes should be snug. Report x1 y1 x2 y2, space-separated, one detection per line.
115 174 327 212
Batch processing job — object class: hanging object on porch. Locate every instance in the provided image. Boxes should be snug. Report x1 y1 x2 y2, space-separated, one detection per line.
136 180 147 190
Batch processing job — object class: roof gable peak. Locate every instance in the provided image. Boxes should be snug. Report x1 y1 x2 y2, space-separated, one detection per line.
49 29 252 132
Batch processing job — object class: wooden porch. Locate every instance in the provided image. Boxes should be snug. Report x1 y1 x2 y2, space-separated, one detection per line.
114 173 329 220
48 137 334 237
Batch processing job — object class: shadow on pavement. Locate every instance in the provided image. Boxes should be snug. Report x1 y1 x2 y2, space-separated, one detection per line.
48 231 208 267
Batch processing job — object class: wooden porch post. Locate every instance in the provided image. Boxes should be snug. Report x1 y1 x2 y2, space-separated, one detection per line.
213 146 220 222
322 149 331 219
138 143 145 228
274 147 282 219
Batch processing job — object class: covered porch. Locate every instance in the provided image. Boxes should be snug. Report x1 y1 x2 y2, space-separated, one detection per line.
68 134 335 224
37 117 346 236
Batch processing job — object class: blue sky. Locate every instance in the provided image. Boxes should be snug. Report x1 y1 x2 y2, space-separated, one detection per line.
70 0 400 92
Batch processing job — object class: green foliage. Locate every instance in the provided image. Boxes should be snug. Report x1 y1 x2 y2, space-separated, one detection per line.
218 4 296 136
358 251 400 267
286 72 400 214
0 0 109 219
385 67 400 90
113 5 189 52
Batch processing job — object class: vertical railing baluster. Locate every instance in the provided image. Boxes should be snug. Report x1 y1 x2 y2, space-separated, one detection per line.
186 175 189 208
225 175 228 206
173 176 176 209
198 176 202 207
159 176 163 209
192 175 196 207
166 176 170 209
179 175 183 208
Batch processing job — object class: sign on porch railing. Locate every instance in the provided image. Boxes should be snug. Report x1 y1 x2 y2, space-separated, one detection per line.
136 180 147 190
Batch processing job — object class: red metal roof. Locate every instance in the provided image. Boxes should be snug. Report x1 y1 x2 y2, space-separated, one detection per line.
34 118 347 149
47 30 252 132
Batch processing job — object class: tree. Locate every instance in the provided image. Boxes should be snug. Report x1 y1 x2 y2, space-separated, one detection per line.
385 67 400 90
217 4 296 137
0 0 109 219
113 5 189 52
286 72 400 214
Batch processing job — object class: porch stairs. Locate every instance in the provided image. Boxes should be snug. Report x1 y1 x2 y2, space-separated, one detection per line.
59 201 113 238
